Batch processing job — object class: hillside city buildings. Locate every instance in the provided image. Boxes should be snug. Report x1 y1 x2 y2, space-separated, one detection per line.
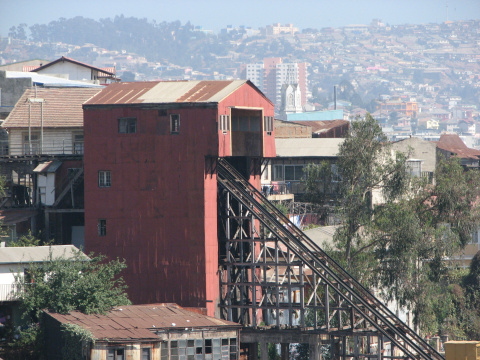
0 18 478 359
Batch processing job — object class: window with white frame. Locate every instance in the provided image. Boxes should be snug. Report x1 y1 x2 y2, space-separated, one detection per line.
118 117 137 134
219 115 230 133
170 114 180 134
264 116 273 134
98 219 107 236
98 171 111 187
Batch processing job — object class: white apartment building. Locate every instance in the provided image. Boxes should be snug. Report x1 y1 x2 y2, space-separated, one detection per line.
246 63 265 92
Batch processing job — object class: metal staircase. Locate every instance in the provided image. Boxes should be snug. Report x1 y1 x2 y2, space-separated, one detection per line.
217 158 443 360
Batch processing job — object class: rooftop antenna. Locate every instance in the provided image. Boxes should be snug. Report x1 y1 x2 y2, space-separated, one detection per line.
446 1 449 22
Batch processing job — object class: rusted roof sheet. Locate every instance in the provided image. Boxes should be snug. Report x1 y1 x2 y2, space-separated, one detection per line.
437 134 480 160
46 303 240 341
84 80 256 106
33 160 62 173
291 120 349 134
0 209 37 227
32 56 115 76
2 87 102 129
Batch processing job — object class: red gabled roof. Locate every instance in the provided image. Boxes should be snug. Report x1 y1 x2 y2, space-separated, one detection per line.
437 134 480 160
31 56 115 76
84 80 272 106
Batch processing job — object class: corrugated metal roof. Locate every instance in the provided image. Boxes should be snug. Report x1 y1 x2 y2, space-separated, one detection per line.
437 134 480 160
84 80 251 106
2 87 102 129
0 209 37 226
46 303 240 341
33 160 62 173
0 245 86 264
275 138 344 157
291 120 349 134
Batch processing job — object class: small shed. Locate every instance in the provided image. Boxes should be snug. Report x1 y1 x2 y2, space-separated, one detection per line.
43 303 242 360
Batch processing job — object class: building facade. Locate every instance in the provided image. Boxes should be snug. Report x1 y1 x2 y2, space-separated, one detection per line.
83 80 275 317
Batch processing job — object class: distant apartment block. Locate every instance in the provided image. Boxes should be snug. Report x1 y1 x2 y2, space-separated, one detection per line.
265 23 299 36
245 58 308 110
378 99 418 118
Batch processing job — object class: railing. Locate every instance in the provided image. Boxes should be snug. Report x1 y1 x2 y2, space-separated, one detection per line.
0 142 84 157
0 283 20 301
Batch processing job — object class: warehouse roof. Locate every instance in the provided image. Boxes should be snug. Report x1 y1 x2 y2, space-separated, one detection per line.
46 303 241 341
84 80 271 106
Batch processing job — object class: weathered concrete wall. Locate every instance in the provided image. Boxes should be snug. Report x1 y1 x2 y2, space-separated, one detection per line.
0 71 32 119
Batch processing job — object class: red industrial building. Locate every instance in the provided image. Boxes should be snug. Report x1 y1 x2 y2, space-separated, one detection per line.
83 80 275 317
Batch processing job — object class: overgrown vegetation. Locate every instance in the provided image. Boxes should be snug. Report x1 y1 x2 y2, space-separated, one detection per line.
303 114 480 337
0 250 130 359
61 323 96 360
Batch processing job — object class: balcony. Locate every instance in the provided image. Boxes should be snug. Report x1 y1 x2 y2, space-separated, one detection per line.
262 181 295 201
1 141 84 158
0 284 20 302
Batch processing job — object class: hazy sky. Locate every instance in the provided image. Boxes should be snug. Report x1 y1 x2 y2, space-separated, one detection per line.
1 0 479 36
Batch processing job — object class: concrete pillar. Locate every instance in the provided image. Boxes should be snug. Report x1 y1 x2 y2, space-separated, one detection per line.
281 343 289 360
260 341 268 360
309 335 322 360
432 336 440 352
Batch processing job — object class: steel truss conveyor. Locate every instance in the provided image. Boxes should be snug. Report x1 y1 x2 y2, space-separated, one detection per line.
217 158 443 360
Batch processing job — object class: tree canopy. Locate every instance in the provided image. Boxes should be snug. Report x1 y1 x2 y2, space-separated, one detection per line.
303 114 480 336
16 250 131 321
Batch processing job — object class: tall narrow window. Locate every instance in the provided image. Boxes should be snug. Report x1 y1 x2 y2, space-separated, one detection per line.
98 171 111 187
219 115 230 133
73 133 84 154
264 116 274 135
170 114 180 134
23 133 40 155
98 219 107 237
107 348 124 360
118 117 137 133
141 348 151 360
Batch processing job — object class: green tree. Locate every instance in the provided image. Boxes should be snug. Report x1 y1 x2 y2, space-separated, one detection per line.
2 251 131 359
16 251 130 321
303 114 480 334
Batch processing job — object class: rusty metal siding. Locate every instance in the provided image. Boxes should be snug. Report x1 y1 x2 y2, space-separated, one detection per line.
84 81 275 317
84 105 219 309
218 82 276 158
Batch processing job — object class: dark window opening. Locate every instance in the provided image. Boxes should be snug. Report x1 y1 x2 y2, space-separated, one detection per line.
98 219 106 236
170 114 180 134
118 117 137 134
